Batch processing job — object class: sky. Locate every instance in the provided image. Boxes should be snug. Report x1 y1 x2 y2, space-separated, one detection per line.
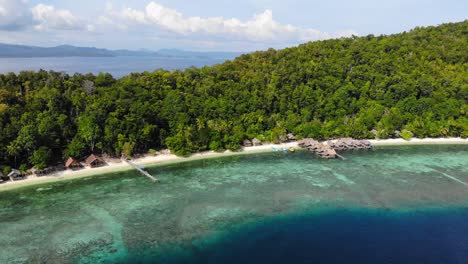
0 0 466 51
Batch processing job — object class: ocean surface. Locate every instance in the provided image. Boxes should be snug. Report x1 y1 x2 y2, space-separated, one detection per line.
0 56 229 78
0 145 467 263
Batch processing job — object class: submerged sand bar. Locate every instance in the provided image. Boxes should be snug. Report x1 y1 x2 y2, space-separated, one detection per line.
1 138 467 192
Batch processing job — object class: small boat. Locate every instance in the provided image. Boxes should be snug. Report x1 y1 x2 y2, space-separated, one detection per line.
289 147 296 153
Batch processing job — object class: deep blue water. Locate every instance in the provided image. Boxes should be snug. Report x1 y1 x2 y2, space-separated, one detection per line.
128 208 468 264
0 56 229 77
1 146 467 263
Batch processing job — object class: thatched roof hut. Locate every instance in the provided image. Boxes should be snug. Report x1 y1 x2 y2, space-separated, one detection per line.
298 138 338 159
65 157 82 170
278 135 287 143
298 138 319 148
323 148 337 159
329 138 373 150
252 138 262 146
7 169 21 181
8 169 20 176
85 154 106 168
287 133 296 141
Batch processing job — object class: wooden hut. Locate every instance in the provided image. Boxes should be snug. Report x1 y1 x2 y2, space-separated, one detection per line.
279 135 288 143
85 154 105 168
7 169 22 181
65 157 82 170
243 139 253 147
252 138 262 146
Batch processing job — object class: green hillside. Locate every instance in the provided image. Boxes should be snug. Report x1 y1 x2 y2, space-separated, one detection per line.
0 21 467 170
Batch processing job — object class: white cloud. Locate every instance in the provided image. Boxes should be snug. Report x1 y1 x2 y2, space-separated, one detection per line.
32 4 84 31
141 2 328 41
0 0 31 30
102 1 357 43
0 1 357 50
94 3 145 31
121 7 147 24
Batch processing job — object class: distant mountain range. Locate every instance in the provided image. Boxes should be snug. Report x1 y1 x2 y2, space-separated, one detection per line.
0 43 244 59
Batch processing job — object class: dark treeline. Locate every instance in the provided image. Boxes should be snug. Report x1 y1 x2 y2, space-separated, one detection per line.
0 21 467 171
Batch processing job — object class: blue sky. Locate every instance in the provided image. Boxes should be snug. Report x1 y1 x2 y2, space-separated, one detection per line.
0 0 466 51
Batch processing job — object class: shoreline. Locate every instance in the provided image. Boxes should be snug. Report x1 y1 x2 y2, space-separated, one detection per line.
1 138 467 192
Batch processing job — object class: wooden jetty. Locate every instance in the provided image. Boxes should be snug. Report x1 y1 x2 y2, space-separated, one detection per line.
335 153 346 160
122 159 159 183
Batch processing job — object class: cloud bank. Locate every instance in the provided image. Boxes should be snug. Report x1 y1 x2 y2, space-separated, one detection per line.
103 2 356 42
32 4 85 31
0 1 358 50
0 0 31 30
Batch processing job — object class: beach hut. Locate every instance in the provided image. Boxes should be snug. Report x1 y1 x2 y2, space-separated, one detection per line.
279 135 288 143
65 157 82 170
287 133 296 141
243 139 253 147
7 169 22 181
252 138 262 146
85 154 105 168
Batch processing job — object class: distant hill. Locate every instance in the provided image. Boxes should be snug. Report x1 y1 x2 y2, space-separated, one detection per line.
0 44 115 57
0 43 244 59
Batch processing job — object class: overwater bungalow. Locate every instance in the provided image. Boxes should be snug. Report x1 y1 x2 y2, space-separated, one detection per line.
65 157 82 170
85 154 106 168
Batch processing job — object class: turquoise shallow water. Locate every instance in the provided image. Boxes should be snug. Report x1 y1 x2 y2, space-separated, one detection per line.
0 145 467 263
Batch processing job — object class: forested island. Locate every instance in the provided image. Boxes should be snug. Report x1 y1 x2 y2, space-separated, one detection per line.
0 21 466 174
0 43 242 59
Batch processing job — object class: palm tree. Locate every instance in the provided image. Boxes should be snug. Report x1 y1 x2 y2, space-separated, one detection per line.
6 141 20 168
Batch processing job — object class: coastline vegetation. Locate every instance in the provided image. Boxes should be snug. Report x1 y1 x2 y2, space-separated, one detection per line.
0 21 467 172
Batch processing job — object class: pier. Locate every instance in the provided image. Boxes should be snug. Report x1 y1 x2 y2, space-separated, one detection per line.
335 153 346 160
122 159 159 183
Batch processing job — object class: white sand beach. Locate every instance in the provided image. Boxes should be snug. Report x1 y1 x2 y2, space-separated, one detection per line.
368 137 468 146
0 138 467 192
